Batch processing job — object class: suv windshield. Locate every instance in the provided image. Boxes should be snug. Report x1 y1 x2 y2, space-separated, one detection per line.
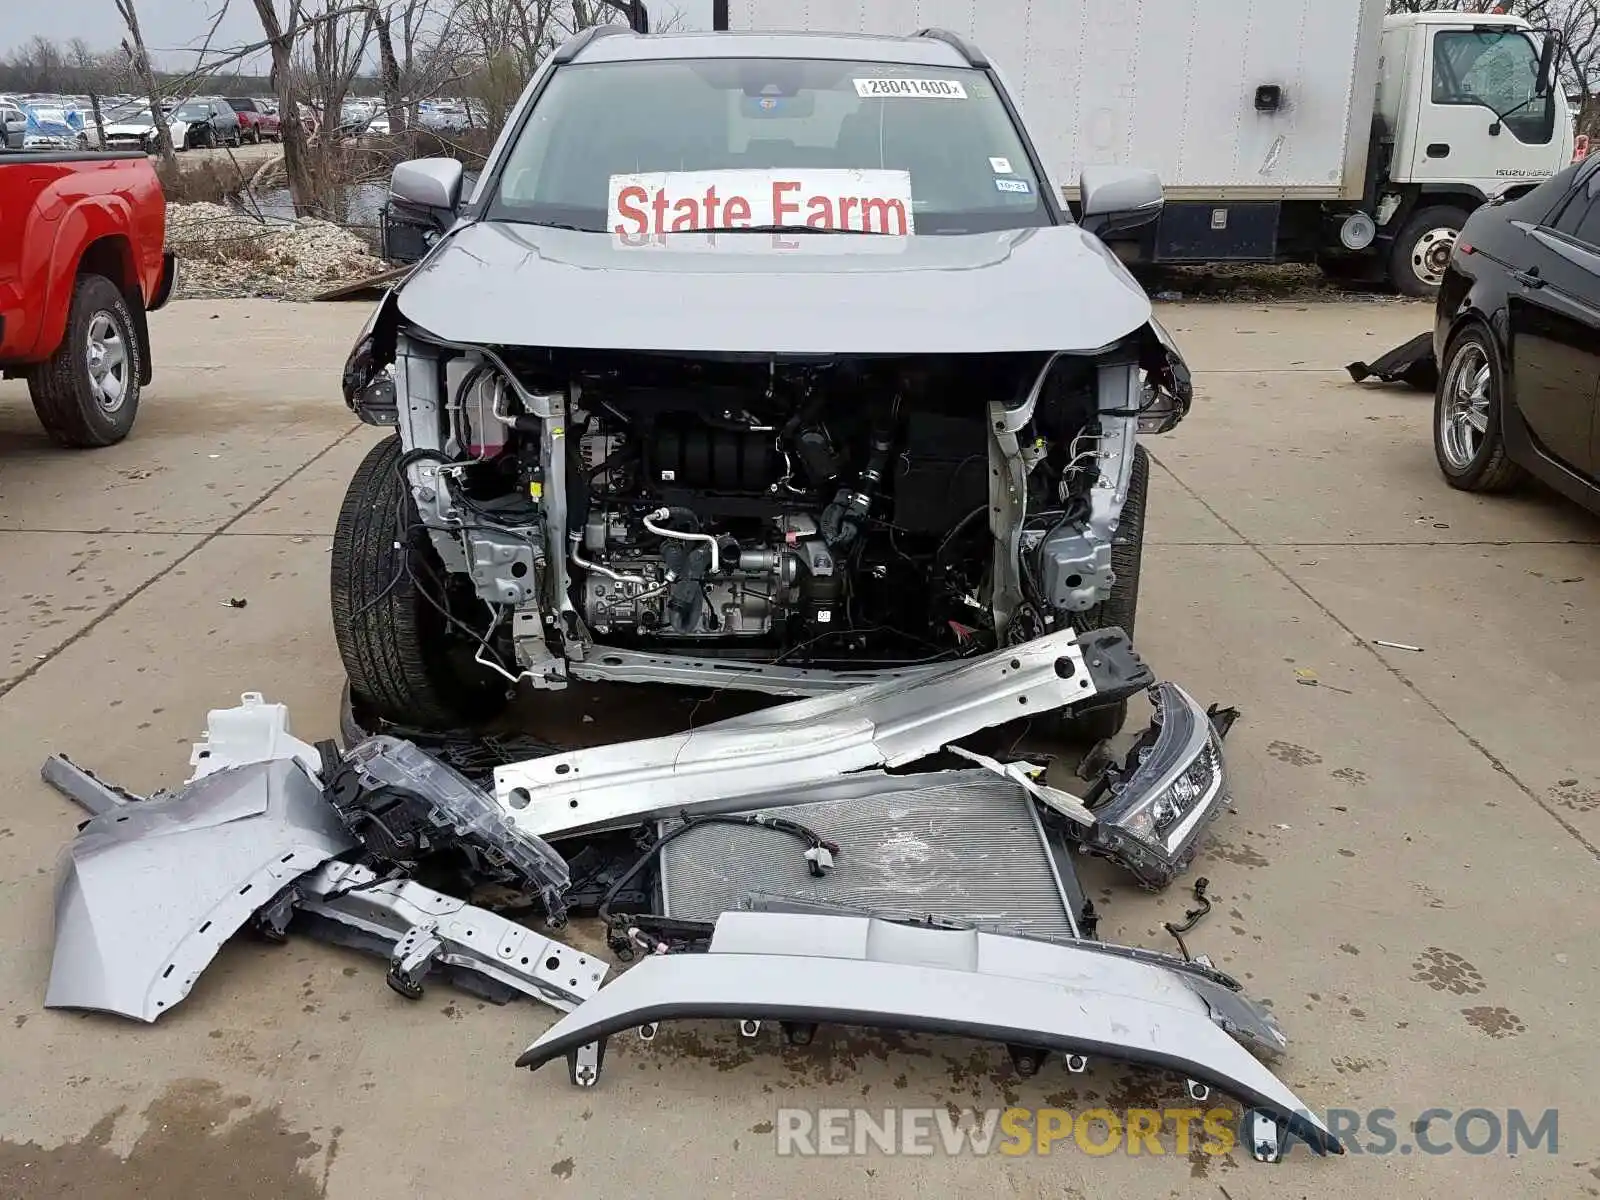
175 102 213 121
489 58 1051 235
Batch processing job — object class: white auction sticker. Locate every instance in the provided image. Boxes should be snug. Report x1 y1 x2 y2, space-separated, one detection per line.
608 169 915 240
995 178 1032 194
989 156 1013 174
854 77 968 100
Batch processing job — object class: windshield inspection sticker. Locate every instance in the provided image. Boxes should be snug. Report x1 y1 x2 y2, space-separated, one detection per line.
608 169 915 240
995 178 1032 194
854 78 968 100
989 156 1014 174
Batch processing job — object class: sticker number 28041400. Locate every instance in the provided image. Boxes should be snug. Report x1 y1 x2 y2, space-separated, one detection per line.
854 78 968 100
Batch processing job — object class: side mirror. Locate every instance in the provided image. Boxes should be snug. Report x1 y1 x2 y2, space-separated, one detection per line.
1079 166 1164 238
1536 33 1559 97
391 157 464 212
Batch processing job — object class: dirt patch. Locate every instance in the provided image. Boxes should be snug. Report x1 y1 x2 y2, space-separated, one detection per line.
1266 741 1323 767
1550 780 1599 813
0 1078 326 1199
1411 947 1486 996
1462 1006 1526 1039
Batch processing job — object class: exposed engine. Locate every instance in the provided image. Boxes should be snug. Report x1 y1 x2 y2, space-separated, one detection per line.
439 350 1110 667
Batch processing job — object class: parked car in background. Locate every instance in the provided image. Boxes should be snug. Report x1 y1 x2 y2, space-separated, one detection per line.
22 102 83 150
1433 155 1600 512
224 97 280 143
168 98 242 149
102 103 173 153
0 146 176 445
0 99 25 150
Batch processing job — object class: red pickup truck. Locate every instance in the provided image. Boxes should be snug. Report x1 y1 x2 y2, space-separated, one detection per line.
0 151 175 446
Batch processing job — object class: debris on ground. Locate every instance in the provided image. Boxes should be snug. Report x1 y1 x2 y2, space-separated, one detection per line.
37 674 1343 1166
165 202 387 301
1373 639 1425 653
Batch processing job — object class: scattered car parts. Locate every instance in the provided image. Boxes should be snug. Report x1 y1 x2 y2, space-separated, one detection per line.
516 911 1339 1160
44 756 356 1022
282 860 606 1009
492 626 1149 837
1076 683 1232 890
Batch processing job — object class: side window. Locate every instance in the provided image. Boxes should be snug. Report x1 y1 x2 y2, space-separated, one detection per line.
1549 167 1600 243
1431 30 1554 145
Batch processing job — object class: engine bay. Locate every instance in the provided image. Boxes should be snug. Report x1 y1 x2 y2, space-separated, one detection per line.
438 349 1120 669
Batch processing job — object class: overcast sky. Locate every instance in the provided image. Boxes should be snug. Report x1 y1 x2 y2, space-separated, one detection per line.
2 0 711 68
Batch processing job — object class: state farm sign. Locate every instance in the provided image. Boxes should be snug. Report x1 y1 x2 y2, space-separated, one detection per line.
608 169 915 241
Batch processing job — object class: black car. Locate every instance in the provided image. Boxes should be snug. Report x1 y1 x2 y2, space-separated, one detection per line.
1434 157 1600 511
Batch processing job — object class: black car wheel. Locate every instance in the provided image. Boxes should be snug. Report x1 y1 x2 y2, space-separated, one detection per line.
1390 205 1468 298
1057 444 1149 743
1434 324 1526 492
26 273 141 448
331 435 512 730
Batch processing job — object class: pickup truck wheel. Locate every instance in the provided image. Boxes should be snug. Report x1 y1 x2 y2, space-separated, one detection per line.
26 273 141 448
1390 206 1467 298
1056 445 1149 744
331 435 511 730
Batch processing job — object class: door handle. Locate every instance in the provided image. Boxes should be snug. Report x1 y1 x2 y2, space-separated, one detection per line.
1512 266 1545 289
1426 142 1451 158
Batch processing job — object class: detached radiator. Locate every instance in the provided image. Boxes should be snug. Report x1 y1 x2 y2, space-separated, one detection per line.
658 770 1088 940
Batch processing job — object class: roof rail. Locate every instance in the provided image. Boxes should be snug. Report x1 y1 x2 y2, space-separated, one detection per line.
911 28 988 69
553 22 634 65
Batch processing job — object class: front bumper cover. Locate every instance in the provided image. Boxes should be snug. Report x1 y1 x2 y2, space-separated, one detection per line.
517 911 1339 1160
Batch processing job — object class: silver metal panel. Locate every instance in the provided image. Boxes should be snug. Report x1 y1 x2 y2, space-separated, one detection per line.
659 770 1080 939
493 627 1096 836
45 760 357 1022
516 913 1337 1155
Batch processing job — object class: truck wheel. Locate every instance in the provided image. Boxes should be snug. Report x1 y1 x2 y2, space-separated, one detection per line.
1058 445 1149 743
26 273 142 448
1390 206 1467 298
331 435 511 730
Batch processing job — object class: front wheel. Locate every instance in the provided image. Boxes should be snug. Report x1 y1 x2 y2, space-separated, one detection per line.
26 273 141 448
1389 206 1468 298
1434 324 1525 493
1058 444 1150 743
331 435 512 730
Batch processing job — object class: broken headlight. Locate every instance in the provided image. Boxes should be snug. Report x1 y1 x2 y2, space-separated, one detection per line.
1138 317 1193 434
1080 683 1228 889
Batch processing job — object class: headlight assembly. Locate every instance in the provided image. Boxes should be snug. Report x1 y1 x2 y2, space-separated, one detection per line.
1079 682 1229 890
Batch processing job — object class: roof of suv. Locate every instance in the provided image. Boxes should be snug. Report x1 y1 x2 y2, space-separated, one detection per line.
570 29 973 68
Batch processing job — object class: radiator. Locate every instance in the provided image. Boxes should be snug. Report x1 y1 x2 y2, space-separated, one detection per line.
658 770 1087 940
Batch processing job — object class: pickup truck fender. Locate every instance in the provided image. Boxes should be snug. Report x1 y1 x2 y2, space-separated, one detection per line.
1 155 165 371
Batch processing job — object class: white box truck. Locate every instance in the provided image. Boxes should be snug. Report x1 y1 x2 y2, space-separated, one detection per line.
707 0 1576 294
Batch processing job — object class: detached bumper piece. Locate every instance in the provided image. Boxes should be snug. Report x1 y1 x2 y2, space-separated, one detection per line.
517 912 1339 1162
41 694 591 1022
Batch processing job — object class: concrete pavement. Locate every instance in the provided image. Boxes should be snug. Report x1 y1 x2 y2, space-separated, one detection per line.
0 296 1597 1198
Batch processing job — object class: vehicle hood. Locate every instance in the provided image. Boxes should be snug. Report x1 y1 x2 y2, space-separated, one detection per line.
394 220 1152 355
105 119 158 135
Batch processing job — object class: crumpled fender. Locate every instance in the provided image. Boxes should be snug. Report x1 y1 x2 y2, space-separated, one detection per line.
46 759 356 1022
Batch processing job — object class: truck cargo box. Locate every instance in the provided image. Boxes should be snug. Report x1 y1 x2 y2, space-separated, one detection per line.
718 0 1387 201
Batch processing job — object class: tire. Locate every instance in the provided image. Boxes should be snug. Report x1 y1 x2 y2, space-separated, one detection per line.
331 435 511 730
1389 205 1468 298
26 273 141 448
1059 444 1150 743
76 132 88 149
202 126 216 149
1433 323 1526 493
246 127 259 144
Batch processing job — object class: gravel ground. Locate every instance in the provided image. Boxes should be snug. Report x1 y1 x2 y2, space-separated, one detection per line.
166 202 388 301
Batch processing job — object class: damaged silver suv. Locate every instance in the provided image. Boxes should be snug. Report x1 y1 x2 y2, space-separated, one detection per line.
333 24 1192 734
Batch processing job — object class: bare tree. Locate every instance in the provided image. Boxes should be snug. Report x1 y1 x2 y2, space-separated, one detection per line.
112 0 178 170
